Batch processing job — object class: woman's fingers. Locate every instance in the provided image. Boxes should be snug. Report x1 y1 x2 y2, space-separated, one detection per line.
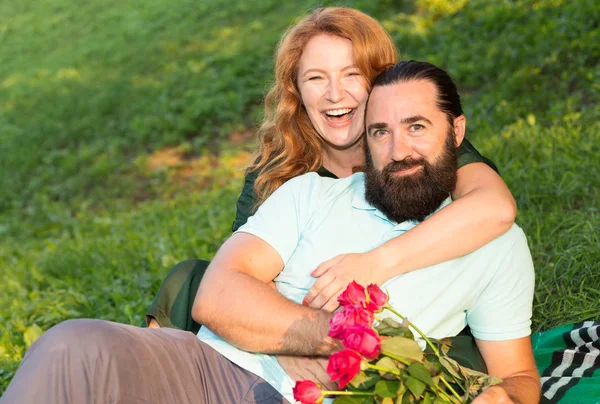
311 255 343 277
304 272 336 307
306 271 353 310
322 290 343 312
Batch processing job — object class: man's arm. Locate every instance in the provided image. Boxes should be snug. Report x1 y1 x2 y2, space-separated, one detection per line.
473 337 540 404
192 232 339 356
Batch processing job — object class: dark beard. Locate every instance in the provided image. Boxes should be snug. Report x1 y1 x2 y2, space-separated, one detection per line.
364 131 458 223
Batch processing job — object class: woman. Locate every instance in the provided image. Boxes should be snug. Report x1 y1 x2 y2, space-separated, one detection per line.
144 7 515 332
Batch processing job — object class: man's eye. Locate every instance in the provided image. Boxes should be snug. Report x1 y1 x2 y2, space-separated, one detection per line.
372 130 387 137
409 124 424 131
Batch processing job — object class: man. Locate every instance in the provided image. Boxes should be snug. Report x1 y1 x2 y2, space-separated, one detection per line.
193 61 540 403
0 61 539 404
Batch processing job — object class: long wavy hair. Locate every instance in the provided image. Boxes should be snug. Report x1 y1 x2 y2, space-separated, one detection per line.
249 7 398 205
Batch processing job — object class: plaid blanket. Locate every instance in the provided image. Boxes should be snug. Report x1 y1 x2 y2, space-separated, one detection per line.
533 321 600 403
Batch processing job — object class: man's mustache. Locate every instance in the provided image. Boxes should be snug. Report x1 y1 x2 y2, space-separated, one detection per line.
383 158 425 174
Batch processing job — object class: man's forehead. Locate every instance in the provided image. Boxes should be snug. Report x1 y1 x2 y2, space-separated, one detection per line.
367 79 439 120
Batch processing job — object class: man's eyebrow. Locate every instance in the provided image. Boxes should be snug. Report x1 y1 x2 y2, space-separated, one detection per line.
366 122 388 133
400 115 433 125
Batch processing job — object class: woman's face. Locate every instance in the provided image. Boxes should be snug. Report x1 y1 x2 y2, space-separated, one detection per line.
297 34 369 150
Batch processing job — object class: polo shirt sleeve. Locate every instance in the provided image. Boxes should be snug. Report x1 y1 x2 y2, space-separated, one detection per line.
235 173 322 264
466 227 535 341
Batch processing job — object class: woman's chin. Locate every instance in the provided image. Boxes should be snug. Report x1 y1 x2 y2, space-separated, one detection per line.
321 133 364 151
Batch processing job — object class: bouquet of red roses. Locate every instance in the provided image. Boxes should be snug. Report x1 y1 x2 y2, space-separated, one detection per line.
293 282 502 404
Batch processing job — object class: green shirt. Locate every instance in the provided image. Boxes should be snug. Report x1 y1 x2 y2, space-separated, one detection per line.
232 138 498 232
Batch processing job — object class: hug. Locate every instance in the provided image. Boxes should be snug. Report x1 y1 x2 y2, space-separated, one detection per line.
1 7 541 404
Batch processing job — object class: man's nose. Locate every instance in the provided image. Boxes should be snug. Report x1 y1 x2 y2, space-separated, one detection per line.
391 134 413 162
326 79 345 103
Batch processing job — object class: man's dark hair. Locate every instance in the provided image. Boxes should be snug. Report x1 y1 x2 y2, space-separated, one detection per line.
369 60 463 125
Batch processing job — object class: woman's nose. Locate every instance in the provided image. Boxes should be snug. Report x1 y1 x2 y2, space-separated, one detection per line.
326 79 345 103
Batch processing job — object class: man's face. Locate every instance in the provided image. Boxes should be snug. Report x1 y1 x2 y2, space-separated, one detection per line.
363 79 464 223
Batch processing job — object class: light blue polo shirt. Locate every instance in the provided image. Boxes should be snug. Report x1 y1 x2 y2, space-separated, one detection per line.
197 172 535 402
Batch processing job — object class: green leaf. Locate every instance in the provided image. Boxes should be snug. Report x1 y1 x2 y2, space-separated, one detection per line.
333 395 373 404
401 389 414 404
374 380 401 398
375 318 414 339
423 392 434 404
407 363 434 387
439 356 462 380
424 357 442 376
23 324 43 347
381 336 423 363
350 370 381 390
376 356 403 378
405 375 426 398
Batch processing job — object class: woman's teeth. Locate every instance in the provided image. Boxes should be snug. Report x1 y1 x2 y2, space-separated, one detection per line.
324 108 354 122
325 108 352 117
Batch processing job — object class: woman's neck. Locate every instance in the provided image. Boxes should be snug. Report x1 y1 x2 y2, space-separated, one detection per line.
321 138 366 178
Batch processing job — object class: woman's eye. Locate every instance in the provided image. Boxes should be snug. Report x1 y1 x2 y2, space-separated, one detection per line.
347 71 362 77
308 75 322 81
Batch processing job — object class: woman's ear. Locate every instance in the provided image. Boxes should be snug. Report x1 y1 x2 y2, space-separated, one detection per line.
453 115 466 146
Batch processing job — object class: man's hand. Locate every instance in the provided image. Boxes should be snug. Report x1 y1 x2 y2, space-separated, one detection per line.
304 252 379 311
277 355 337 391
472 386 515 404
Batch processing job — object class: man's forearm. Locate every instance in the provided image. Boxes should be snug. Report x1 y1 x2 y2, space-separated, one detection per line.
194 269 339 356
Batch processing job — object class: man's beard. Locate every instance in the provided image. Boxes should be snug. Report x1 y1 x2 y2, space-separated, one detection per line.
364 130 458 224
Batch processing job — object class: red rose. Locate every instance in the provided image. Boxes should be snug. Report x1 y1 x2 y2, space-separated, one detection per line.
341 325 381 360
329 305 374 340
327 349 363 389
343 304 374 329
338 281 367 307
329 309 347 339
292 380 323 404
366 284 388 312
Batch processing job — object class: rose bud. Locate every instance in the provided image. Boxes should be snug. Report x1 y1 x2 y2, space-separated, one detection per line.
338 281 367 307
366 284 388 312
292 380 324 404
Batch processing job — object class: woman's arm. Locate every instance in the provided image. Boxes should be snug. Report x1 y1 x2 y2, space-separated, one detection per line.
303 162 517 310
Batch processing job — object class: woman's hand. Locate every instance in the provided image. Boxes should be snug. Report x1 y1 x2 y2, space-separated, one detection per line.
303 252 384 312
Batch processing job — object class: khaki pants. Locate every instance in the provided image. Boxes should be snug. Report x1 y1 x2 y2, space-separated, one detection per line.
1 319 289 404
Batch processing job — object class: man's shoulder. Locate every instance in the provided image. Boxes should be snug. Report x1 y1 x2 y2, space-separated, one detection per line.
470 223 532 269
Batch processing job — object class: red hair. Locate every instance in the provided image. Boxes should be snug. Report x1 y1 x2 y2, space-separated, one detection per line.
250 7 398 205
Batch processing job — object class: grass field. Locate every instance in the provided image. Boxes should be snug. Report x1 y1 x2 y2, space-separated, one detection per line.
1 0 599 394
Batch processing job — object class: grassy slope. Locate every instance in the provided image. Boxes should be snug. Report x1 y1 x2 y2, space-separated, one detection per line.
1 0 599 394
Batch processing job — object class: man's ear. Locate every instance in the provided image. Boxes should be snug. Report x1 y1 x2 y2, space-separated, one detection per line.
453 115 466 147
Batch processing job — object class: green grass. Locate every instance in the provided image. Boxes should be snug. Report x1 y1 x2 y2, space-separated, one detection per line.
1 0 599 395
